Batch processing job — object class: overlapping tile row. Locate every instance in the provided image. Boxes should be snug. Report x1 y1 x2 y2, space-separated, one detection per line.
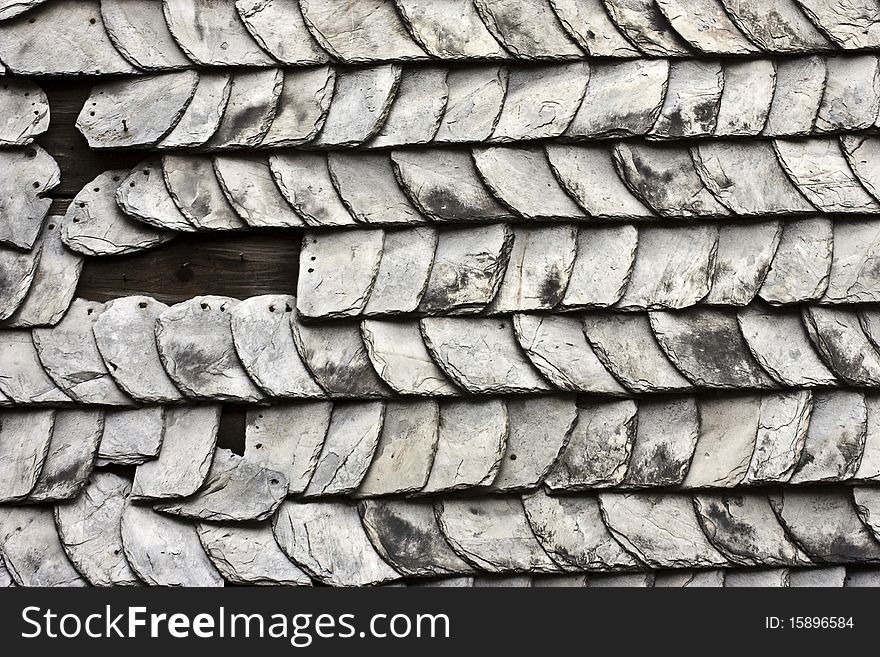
3 0 880 76
7 386 880 500
17 296 880 404
5 485 880 586
76 54 880 150
65 140 880 258
297 219 880 318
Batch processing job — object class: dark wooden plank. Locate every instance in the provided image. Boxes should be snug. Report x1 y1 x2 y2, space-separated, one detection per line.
76 229 302 303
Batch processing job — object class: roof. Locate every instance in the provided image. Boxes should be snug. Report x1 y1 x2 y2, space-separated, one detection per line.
2 0 880 587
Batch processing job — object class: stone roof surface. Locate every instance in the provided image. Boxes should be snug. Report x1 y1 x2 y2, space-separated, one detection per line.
4 0 880 587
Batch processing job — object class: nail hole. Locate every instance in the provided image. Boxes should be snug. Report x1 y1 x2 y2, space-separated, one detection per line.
270 479 279 485
255 443 263 449
87 308 93 315
138 302 147 309
307 268 314 273
509 454 517 461
200 302 208 310
48 224 55 229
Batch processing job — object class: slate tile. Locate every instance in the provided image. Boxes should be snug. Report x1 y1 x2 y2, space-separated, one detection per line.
55 472 140 586
802 306 880 385
473 0 583 58
155 448 288 521
156 296 265 402
737 305 837 386
33 299 133 406
759 218 832 304
0 78 49 147
433 65 507 143
649 60 723 139
623 397 698 487
27 408 103 502
158 72 232 149
297 229 383 319
97 406 165 466
724 569 790 587
682 396 760 489
270 152 357 226
361 320 459 396
613 143 730 217
230 295 324 398
649 308 777 388
0 241 40 322
0 0 137 75
364 227 436 314
705 221 782 305
93 296 184 403
655 0 759 54
763 56 826 136
713 60 775 136
77 72 198 148
299 0 425 62
599 493 728 568
261 66 334 147
328 152 424 226
814 55 880 132
368 66 448 148
775 488 880 563
854 395 880 481
522 489 637 570
101 0 192 70
163 0 275 66
197 522 312 586
421 398 507 493
163 155 248 230
489 395 577 492
131 405 220 500
741 391 809 484
616 224 718 309
789 390 867 484
356 400 440 496
0 218 83 328
273 499 400 586
0 145 59 250
487 225 578 313
582 312 692 393
655 570 724 587
824 220 880 303
396 0 508 59
438 497 559 573
548 0 641 56
795 0 880 48
235 0 329 65
695 492 812 566
720 0 833 52
544 399 637 490
392 148 512 222
205 69 284 149
421 317 553 394
116 159 197 232
244 401 332 495
490 63 589 141
775 138 880 212
303 401 385 497
789 566 846 587
418 224 513 313
312 64 402 147
513 314 628 395
0 329 71 403
290 311 392 397
602 0 693 56
692 141 814 214
359 499 472 577
0 505 86 586
0 408 54 502
473 146 585 220
121 501 223 586
546 144 653 218
565 59 668 138
213 155 304 228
